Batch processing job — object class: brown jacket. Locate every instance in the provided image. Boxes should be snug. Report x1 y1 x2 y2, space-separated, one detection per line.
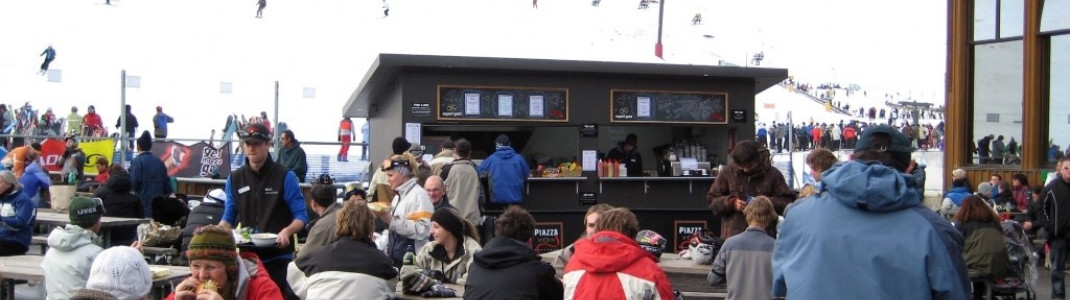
706 163 794 239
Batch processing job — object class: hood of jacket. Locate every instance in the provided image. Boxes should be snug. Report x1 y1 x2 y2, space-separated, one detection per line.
473 236 539 269
492 146 518 160
820 160 922 212
568 231 652 273
282 141 302 153
47 224 100 251
105 171 133 193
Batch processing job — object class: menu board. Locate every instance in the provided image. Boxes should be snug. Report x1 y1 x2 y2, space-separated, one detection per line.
438 85 569 122
673 220 709 252
531 222 565 254
611 89 728 124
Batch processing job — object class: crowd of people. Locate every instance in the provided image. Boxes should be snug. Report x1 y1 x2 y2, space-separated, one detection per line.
5 108 1070 299
757 120 946 153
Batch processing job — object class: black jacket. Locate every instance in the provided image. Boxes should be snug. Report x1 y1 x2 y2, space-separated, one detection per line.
93 172 144 245
464 237 563 300
295 237 397 280
230 157 295 259
181 200 224 255
1040 177 1070 239
606 145 642 177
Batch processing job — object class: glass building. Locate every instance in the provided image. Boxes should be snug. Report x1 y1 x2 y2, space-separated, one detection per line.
946 0 1070 186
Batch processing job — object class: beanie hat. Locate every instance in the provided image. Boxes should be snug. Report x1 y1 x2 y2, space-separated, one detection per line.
186 226 239 281
136 131 153 151
392 137 412 155
441 140 455 150
30 142 42 151
69 289 118 300
854 125 914 165
977 182 993 197
431 209 465 240
69 197 103 228
85 246 152 300
495 134 510 147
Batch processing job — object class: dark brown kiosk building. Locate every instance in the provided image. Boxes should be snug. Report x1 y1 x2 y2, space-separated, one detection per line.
343 54 787 253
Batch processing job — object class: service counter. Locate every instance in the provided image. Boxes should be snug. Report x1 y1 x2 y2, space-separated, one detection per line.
516 174 718 254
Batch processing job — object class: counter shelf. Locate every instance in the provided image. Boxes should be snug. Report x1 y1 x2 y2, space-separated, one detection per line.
598 176 716 194
525 176 588 194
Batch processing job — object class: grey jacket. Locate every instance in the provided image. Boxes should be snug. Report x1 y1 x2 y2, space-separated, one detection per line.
709 227 774 300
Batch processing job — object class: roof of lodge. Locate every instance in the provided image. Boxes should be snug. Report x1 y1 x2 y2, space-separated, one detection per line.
344 53 789 118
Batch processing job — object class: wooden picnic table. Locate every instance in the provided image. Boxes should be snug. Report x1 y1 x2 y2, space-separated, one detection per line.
0 255 190 300
35 209 151 248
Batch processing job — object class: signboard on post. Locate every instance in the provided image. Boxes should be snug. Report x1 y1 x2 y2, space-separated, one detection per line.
611 89 728 124
531 222 565 254
438 85 569 122
673 220 709 252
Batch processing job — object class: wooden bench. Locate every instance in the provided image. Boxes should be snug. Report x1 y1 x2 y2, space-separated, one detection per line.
30 236 48 254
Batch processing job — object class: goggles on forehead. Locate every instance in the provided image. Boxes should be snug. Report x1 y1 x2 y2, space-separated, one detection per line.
381 160 411 172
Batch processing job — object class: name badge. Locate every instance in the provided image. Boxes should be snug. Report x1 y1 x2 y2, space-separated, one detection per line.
238 186 251 194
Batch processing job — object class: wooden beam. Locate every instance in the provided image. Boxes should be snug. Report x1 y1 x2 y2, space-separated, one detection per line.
945 0 972 187
1022 0 1048 168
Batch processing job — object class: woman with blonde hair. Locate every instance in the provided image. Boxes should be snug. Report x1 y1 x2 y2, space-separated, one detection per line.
373 153 434 268
288 200 399 298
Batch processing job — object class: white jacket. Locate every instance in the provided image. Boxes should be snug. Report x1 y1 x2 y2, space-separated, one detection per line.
42 225 103 300
389 178 434 254
287 263 397 300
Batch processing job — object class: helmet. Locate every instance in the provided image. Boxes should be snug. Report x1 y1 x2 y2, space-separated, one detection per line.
688 229 721 265
205 188 227 203
316 173 334 185
635 230 666 261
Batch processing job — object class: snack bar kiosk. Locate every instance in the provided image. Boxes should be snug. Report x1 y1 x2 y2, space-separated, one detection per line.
344 54 788 253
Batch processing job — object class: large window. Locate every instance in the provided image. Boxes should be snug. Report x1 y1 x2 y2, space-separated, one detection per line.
1041 0 1070 33
972 41 1023 165
999 0 1024 38
974 0 998 41
1048 35 1070 164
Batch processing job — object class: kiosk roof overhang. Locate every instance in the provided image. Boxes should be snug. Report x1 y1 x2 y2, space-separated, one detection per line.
344 53 788 118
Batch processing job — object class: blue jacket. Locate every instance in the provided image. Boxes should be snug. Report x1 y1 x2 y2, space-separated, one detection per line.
0 186 36 250
477 146 529 204
945 186 971 207
773 160 970 300
130 151 172 218
19 162 50 199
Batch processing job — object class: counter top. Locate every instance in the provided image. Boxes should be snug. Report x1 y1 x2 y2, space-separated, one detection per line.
526 177 588 181
598 176 715 181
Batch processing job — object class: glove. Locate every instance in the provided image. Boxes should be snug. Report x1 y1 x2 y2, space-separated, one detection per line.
401 271 441 295
419 284 457 298
423 269 447 283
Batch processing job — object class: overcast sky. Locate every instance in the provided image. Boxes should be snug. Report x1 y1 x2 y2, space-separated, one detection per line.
0 0 946 151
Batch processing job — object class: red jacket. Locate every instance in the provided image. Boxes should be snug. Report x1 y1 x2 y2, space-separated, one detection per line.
563 231 674 300
166 252 283 300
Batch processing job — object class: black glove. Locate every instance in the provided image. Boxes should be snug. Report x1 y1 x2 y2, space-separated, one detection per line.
419 284 457 298
401 272 441 295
